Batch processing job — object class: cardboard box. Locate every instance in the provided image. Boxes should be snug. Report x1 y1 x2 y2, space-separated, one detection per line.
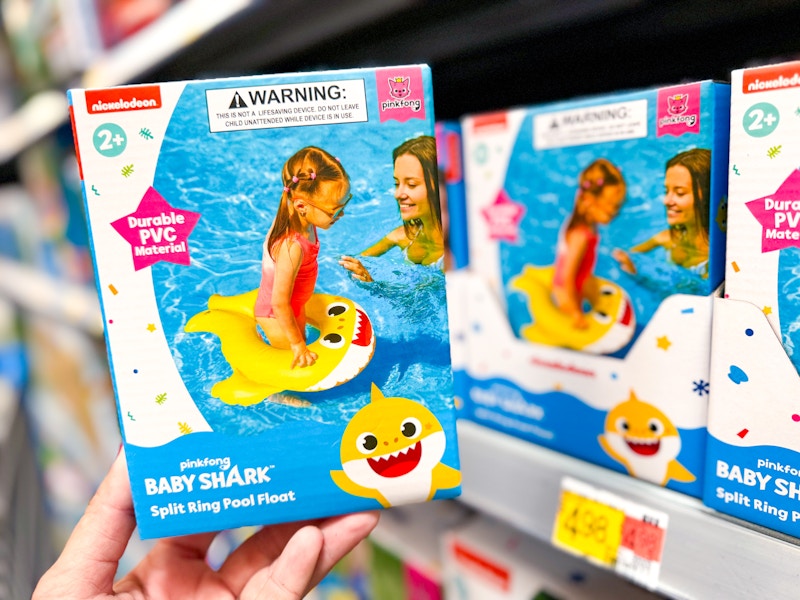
68 65 461 538
704 60 800 534
460 82 730 496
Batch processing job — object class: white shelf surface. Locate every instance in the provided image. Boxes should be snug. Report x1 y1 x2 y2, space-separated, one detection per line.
457 420 800 600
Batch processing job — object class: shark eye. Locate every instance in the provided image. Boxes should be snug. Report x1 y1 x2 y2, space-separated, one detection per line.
400 417 421 439
356 432 378 454
327 302 349 317
600 285 615 296
615 417 629 432
320 332 345 349
648 418 664 435
592 310 612 324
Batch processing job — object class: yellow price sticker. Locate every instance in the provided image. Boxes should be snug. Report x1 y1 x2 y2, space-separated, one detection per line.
552 489 626 566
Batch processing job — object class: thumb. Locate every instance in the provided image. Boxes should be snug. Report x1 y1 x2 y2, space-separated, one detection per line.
33 450 136 599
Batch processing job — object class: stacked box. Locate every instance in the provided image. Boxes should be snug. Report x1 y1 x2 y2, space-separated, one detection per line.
704 60 800 535
68 65 461 538
461 82 730 496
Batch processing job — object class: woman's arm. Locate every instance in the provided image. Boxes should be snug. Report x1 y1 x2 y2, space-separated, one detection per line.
339 226 405 282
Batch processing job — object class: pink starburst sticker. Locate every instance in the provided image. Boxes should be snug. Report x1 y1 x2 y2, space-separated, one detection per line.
111 186 200 271
481 189 526 243
746 169 800 252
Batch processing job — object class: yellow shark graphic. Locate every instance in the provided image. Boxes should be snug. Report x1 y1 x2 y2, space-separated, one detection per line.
509 265 635 354
185 290 375 405
330 383 461 507
598 390 694 486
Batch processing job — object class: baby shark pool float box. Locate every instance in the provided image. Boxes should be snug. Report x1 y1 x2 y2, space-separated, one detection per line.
185 290 375 405
509 264 635 354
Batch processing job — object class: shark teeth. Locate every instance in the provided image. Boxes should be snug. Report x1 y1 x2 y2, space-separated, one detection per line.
625 436 661 456
352 308 373 347
367 441 422 478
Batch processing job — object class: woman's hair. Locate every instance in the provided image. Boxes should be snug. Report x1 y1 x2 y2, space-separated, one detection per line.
268 146 349 258
666 148 711 239
392 135 442 238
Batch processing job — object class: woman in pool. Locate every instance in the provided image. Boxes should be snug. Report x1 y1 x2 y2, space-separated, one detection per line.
338 135 443 282
613 148 711 278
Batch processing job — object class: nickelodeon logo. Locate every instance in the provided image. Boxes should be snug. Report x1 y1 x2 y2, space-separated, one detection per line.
86 86 162 114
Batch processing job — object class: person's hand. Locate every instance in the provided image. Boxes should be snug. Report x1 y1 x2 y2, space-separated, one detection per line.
612 248 637 274
338 256 373 282
33 451 379 600
290 341 318 369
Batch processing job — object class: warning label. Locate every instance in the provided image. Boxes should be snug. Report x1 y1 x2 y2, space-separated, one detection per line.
533 99 648 149
205 79 368 132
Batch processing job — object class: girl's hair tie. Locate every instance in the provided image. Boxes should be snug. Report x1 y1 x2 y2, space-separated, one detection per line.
283 186 290 192
310 172 316 180
292 175 299 183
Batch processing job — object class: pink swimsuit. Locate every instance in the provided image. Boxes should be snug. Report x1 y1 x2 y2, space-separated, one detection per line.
254 230 319 319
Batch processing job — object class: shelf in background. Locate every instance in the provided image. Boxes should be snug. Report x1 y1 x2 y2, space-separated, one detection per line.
457 420 800 600
0 258 102 335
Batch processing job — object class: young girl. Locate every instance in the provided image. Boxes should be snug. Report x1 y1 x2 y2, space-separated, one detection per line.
613 148 711 278
551 158 626 329
254 146 351 369
339 136 442 282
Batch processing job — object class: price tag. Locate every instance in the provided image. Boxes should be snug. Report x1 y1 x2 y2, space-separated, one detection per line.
552 486 626 566
552 477 668 590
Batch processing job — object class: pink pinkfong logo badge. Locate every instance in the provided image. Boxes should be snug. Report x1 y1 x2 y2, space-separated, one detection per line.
657 83 701 136
376 67 426 123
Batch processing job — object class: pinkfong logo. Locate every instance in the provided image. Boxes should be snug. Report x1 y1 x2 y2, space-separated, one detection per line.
657 83 701 136
376 67 426 123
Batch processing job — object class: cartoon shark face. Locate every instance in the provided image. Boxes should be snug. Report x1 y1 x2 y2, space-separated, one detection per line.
306 294 375 390
339 383 446 506
600 390 684 485
582 279 635 353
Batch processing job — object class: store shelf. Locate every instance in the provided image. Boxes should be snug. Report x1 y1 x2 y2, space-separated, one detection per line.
457 420 800 600
0 258 102 336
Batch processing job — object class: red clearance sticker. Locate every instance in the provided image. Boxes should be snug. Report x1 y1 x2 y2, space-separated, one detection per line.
86 85 162 114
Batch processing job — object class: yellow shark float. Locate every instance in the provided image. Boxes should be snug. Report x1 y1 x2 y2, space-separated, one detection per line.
184 290 375 406
598 390 694 486
330 383 461 507
509 265 635 354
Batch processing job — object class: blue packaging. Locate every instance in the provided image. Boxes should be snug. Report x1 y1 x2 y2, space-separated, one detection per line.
68 65 461 538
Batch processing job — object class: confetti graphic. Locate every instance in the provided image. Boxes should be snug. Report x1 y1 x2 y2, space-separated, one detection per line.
692 380 710 396
139 127 154 139
91 184 100 195
737 428 749 439
767 145 782 158
727 365 748 384
121 164 134 177
656 335 671 350
178 422 193 435
793 414 800 423
732 164 740 175
155 392 167 405
108 284 118 295
731 261 740 272
127 411 135 421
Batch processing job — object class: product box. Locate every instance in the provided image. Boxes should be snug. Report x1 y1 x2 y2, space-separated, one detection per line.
67 65 461 538
460 81 731 496
704 60 800 535
441 513 656 600
435 121 469 270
